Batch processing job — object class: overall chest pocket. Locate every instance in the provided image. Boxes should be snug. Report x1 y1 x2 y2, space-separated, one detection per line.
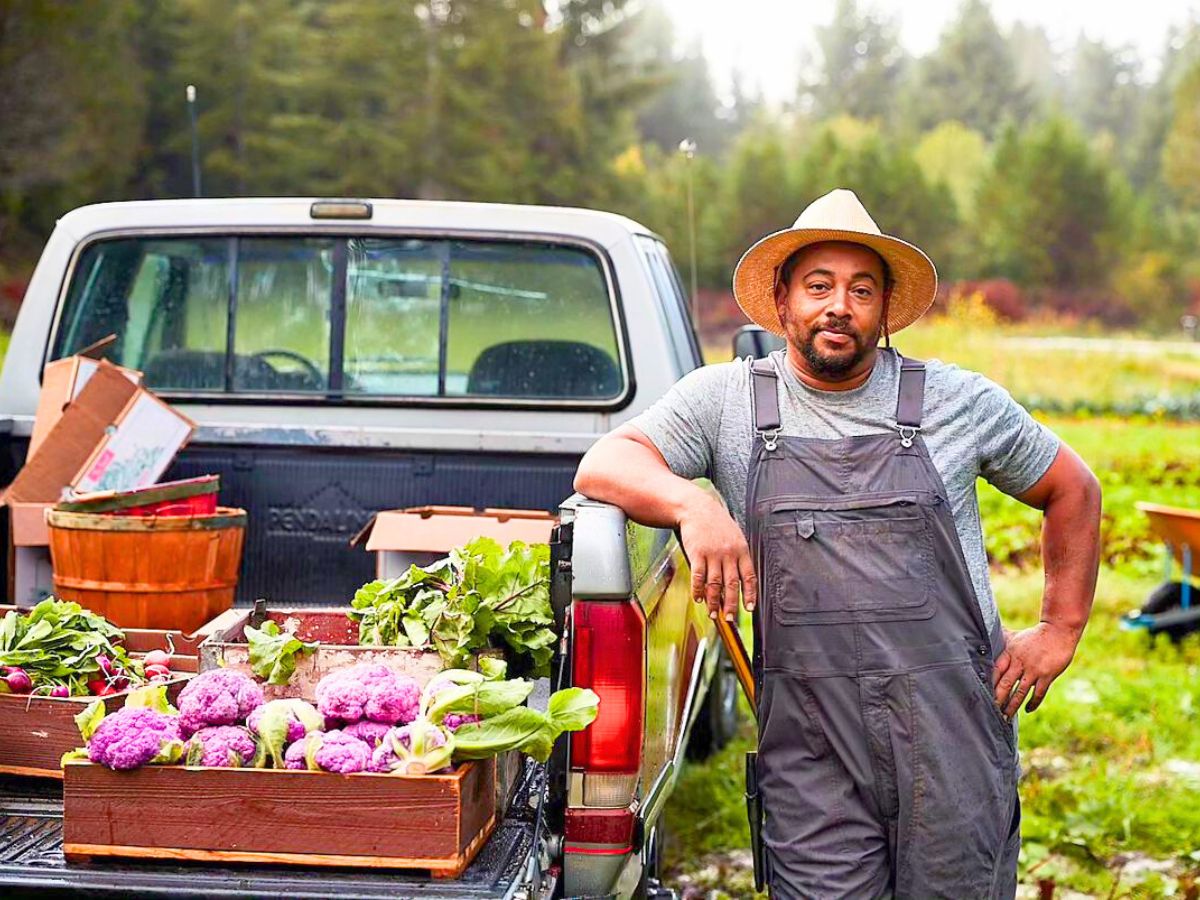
764 495 936 626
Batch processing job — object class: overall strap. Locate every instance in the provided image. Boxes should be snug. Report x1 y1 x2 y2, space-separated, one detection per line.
895 354 927 430
749 358 781 440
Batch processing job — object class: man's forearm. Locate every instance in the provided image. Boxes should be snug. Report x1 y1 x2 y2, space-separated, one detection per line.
1038 473 1102 637
574 430 713 528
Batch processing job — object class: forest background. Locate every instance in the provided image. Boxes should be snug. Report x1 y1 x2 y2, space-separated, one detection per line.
2 0 1200 344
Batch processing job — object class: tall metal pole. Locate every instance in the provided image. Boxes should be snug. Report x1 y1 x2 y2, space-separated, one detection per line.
187 85 202 198
679 139 699 325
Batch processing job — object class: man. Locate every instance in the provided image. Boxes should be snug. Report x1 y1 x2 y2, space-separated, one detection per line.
574 189 1101 898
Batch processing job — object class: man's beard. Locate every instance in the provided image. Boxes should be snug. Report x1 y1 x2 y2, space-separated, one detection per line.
789 316 880 379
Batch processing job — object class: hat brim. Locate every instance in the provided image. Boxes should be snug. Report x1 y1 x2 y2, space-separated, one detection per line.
732 228 938 338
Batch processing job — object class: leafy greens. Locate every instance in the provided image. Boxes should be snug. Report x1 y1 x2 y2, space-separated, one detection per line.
245 621 317 686
349 538 557 675
0 598 134 695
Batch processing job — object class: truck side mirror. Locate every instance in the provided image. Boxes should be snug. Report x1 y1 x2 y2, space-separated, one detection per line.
732 325 785 361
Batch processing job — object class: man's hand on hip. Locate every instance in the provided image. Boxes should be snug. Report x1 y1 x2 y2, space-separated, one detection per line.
992 622 1083 717
679 495 757 623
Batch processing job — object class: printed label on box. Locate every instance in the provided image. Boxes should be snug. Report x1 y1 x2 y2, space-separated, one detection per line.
72 394 193 494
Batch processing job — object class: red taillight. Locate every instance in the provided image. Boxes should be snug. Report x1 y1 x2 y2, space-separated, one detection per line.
570 599 645 774
563 808 635 854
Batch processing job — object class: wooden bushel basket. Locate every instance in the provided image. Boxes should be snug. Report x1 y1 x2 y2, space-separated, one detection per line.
46 507 247 632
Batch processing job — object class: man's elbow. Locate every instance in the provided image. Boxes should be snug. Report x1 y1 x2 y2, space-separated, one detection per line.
573 442 610 498
573 462 599 498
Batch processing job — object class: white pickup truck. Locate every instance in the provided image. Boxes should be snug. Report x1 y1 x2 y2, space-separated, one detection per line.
0 198 742 899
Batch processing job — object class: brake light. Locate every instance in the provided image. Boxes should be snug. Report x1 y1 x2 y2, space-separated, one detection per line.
571 599 645 776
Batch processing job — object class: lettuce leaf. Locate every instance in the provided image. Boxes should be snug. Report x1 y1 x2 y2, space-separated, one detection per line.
245 621 316 686
426 678 535 724
123 683 177 715
74 699 107 741
450 687 599 763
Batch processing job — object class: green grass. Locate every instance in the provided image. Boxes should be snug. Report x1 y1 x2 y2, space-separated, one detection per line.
982 416 1200 574
900 313 1200 411
669 323 1200 898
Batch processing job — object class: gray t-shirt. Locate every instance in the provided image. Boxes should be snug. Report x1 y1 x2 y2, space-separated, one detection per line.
628 348 1060 634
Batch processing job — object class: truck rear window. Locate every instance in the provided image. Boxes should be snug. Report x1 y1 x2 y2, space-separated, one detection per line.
52 235 625 403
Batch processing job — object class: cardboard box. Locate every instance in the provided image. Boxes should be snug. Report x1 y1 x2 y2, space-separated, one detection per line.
7 360 194 504
30 355 141 457
352 505 556 578
4 355 195 603
11 546 53 607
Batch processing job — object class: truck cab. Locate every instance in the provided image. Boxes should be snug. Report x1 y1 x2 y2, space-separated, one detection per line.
0 198 739 898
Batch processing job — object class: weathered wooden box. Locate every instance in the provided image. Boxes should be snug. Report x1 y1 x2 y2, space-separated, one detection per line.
198 608 523 813
62 758 497 877
0 606 235 778
198 607 502 702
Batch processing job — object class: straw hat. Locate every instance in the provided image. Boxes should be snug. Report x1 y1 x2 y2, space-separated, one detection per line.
732 189 937 337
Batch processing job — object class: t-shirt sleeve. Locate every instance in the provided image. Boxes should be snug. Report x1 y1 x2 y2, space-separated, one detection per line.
970 373 1061 496
625 363 731 481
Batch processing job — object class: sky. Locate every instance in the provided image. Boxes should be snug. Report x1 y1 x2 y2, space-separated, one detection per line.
658 0 1200 104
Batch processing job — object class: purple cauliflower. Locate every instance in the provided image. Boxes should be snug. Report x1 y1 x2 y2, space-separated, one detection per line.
185 725 258 768
315 664 420 725
247 698 324 768
284 735 313 770
177 669 264 735
369 720 453 775
307 730 372 774
441 713 482 732
87 707 183 771
343 719 391 748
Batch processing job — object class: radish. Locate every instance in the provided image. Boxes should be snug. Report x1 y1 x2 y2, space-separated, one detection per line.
2 667 33 694
143 650 171 669
95 654 116 676
87 678 110 695
144 664 172 681
49 685 71 698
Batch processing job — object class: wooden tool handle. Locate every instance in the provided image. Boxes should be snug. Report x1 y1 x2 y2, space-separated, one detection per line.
715 616 756 712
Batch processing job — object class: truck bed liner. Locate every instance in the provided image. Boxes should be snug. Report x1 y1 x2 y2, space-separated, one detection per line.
0 769 540 899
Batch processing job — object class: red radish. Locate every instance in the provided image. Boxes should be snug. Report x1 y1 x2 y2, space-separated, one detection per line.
3 668 33 693
95 684 119 696
143 650 171 669
144 664 172 681
87 678 109 695
49 685 71 698
95 654 115 675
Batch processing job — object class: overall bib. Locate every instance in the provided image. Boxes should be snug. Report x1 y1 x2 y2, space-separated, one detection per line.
746 355 1020 899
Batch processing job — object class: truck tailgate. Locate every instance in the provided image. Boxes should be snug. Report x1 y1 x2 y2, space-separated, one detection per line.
0 770 541 899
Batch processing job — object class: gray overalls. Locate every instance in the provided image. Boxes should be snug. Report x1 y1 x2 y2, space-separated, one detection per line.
747 354 1021 899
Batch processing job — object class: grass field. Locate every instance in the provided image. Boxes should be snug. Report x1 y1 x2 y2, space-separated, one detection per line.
671 320 1200 899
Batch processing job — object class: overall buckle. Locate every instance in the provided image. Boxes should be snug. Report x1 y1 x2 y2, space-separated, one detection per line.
896 424 920 448
760 428 781 452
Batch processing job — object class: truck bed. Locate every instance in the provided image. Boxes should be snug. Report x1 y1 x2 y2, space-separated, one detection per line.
0 766 542 899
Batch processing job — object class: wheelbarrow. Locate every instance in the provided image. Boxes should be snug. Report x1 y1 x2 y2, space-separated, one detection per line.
1123 502 1200 638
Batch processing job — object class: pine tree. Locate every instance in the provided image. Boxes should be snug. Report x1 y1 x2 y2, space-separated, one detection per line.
801 0 907 122
975 117 1119 288
899 0 1031 138
1162 61 1200 211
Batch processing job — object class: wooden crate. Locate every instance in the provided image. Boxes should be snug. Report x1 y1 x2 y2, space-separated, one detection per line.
199 608 501 702
0 606 240 778
63 758 497 877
